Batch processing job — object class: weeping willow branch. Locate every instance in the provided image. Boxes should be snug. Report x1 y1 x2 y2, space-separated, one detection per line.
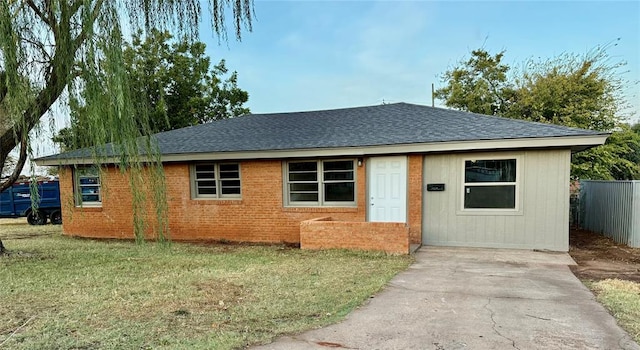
0 53 69 193
25 1 52 27
0 0 253 244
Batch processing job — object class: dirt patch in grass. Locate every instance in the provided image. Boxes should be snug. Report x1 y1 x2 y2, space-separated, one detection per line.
569 228 640 282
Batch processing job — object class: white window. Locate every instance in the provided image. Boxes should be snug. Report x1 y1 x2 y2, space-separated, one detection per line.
74 166 101 207
463 158 518 210
285 160 356 206
191 163 241 199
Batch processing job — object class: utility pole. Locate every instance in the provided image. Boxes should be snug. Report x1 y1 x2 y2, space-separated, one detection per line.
431 83 435 107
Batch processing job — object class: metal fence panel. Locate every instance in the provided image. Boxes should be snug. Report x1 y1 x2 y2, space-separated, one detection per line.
580 180 639 247
632 183 640 247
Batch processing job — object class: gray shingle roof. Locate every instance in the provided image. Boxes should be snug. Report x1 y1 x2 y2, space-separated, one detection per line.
38 102 606 161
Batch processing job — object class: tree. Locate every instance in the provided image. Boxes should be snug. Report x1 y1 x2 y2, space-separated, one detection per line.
434 49 516 116
435 45 639 180
127 30 250 132
0 0 253 253
614 123 640 179
572 124 640 180
55 30 249 151
1 0 253 191
505 51 620 131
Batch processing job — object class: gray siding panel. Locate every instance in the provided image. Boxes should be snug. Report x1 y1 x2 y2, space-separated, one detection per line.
423 150 571 251
581 181 640 248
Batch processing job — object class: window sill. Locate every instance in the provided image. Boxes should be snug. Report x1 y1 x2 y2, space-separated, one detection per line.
190 198 244 205
74 206 103 212
456 209 523 216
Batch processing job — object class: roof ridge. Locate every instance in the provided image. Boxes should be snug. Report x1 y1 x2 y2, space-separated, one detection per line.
247 102 406 117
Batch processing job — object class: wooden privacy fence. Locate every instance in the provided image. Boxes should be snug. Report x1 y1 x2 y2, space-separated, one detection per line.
579 180 640 248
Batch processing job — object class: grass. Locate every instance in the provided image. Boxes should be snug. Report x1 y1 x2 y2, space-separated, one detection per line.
587 279 640 343
0 222 412 349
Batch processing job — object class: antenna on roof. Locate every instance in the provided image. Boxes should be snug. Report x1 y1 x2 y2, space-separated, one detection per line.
431 83 435 107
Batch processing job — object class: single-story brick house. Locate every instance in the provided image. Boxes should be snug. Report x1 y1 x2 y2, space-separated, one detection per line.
36 103 607 254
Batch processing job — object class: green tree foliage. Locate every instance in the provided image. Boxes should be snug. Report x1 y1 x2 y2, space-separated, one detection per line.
55 30 249 151
0 1 253 249
506 53 620 131
572 125 640 180
133 31 250 130
434 49 516 116
435 45 639 180
617 123 640 179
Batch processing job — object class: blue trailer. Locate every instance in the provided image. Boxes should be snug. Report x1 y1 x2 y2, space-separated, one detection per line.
0 180 62 225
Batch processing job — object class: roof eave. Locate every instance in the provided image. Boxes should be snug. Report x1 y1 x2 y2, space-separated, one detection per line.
34 134 609 166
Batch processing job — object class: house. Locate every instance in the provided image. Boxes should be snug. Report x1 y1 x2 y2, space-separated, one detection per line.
35 103 608 254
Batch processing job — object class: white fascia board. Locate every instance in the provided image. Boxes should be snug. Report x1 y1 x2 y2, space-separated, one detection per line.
35 134 608 166
160 135 609 161
35 157 111 166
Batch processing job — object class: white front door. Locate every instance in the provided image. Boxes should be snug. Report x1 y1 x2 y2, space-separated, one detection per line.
368 156 407 222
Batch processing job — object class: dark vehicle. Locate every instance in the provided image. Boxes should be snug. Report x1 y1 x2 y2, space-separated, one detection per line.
0 180 62 225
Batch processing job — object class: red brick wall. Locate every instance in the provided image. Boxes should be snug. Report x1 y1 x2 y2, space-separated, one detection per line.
61 159 366 243
59 167 138 239
300 217 410 254
407 154 423 245
60 156 424 248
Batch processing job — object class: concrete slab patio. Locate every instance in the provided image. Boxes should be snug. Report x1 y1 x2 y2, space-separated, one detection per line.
253 247 639 350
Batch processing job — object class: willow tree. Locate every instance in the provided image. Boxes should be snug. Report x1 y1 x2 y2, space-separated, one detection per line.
0 0 252 252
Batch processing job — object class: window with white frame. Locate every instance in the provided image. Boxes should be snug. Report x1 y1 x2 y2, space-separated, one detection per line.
286 160 355 206
74 166 101 206
463 158 517 209
192 163 241 199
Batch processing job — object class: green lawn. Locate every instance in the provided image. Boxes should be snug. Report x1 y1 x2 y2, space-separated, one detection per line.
588 279 640 343
0 224 412 349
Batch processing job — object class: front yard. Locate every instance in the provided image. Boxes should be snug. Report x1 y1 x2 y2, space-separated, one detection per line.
4 220 637 349
0 220 412 349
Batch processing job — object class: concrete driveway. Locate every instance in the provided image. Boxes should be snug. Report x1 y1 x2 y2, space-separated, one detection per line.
253 247 639 350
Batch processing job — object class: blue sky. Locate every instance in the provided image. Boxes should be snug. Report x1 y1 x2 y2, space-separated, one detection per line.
199 0 640 121
27 0 639 166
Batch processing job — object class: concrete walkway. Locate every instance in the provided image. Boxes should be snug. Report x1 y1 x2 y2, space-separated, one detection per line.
253 247 639 350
